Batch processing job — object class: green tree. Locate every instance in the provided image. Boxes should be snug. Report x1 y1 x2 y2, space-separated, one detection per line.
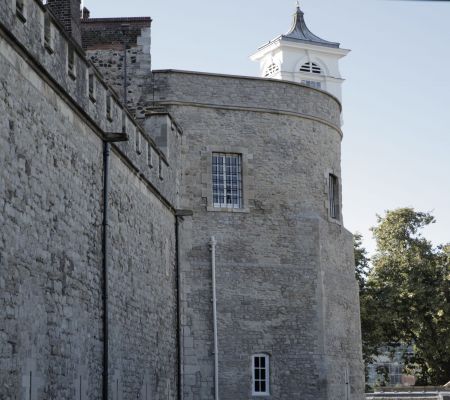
361 208 450 385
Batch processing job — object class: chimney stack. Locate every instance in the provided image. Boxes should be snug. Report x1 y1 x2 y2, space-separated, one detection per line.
47 0 82 46
82 7 90 20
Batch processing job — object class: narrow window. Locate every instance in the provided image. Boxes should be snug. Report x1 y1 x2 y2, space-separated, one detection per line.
252 354 270 396
88 72 96 102
212 153 243 209
159 157 164 180
44 13 53 53
135 130 142 154
147 143 154 168
16 0 26 22
329 174 339 220
67 45 76 79
106 94 112 121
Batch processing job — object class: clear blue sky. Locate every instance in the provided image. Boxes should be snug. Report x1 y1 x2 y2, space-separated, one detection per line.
86 0 450 253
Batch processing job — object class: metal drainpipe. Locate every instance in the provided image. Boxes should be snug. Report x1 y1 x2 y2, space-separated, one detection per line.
210 236 219 400
101 141 110 400
175 210 193 400
175 216 182 400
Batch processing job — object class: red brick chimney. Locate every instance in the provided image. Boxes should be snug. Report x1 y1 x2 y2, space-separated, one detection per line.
47 0 82 46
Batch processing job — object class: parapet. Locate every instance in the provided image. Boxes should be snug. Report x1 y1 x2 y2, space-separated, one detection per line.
152 69 342 135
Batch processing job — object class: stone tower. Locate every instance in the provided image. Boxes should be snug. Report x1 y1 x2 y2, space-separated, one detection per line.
250 4 349 103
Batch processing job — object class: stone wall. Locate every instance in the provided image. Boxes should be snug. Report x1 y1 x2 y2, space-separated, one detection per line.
152 70 364 400
0 0 180 398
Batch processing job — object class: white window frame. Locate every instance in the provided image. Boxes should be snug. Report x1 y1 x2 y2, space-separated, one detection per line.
212 153 243 209
252 354 270 396
301 80 322 89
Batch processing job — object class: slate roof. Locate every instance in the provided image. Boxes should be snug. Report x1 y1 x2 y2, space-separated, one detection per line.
282 5 340 48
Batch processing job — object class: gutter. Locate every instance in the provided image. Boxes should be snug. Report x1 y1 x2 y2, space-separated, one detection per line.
174 210 193 400
210 236 219 400
101 134 127 400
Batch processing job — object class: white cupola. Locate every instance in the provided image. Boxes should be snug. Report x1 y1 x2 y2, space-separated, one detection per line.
251 4 350 103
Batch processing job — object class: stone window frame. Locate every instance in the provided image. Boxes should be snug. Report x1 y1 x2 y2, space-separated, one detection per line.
212 152 243 209
88 71 96 103
324 169 342 225
106 93 113 121
67 44 76 80
135 129 142 155
43 12 54 54
252 353 270 397
202 146 253 213
158 157 164 180
147 141 154 169
15 0 26 23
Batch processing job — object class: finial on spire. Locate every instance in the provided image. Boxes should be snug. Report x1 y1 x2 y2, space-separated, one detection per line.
296 0 300 9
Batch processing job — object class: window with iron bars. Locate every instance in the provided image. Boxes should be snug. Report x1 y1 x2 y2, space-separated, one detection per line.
329 174 339 220
212 153 243 209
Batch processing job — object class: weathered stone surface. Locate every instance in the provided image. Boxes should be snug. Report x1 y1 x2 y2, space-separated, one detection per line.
153 71 365 400
0 1 180 398
0 0 365 399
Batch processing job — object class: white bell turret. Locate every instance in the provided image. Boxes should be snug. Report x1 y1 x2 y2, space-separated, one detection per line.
251 4 350 103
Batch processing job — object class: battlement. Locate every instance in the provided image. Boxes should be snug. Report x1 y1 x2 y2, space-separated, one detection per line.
0 0 179 206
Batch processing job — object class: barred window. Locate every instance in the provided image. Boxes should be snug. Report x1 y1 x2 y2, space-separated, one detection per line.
212 153 243 209
329 174 339 220
301 80 321 89
252 354 270 396
300 62 321 74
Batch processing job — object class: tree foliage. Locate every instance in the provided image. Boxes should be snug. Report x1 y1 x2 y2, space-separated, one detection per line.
356 208 450 386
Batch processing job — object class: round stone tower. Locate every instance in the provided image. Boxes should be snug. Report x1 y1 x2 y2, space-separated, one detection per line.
151 65 364 398
250 4 349 103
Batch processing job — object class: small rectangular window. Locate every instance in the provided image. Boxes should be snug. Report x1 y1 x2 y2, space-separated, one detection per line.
67 45 76 79
329 174 339 220
147 143 154 168
252 354 270 396
159 157 164 180
106 94 112 121
88 72 96 102
16 0 26 22
301 80 321 89
212 153 243 209
43 13 54 52
135 130 142 154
